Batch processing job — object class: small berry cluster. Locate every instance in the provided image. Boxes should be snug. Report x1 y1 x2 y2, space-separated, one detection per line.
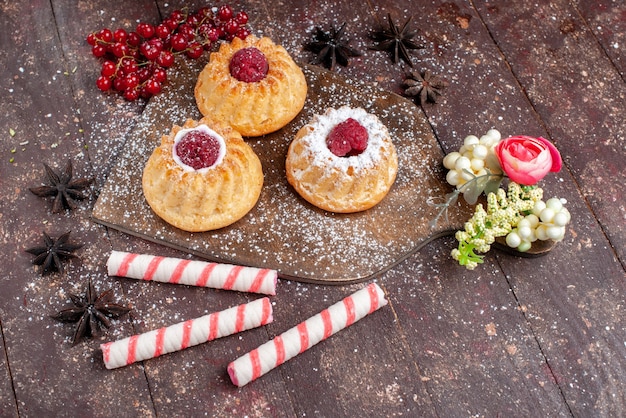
86 5 250 101
505 197 571 252
443 129 502 188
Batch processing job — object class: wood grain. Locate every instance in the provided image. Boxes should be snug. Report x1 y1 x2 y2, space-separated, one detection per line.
0 0 623 416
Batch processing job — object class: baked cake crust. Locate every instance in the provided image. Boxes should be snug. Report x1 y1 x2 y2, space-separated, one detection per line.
142 117 264 232
195 35 307 137
286 106 398 213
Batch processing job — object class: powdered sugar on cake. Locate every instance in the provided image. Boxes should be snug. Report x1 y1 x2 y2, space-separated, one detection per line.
297 106 390 176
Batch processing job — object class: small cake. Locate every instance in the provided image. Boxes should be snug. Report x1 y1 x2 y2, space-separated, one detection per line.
195 35 308 137
142 117 263 232
286 106 398 213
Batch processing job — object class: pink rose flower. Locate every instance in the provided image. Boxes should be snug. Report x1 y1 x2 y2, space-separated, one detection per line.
495 135 562 185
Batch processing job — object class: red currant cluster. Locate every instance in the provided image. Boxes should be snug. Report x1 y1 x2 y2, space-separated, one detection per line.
86 5 250 101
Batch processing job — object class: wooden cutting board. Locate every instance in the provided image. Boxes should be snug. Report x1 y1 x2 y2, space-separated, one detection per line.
92 58 471 284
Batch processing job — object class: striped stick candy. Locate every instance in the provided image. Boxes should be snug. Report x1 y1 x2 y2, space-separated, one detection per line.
227 283 387 387
101 297 273 369
107 250 277 295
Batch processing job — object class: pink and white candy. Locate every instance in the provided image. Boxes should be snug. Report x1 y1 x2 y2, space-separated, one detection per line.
101 297 273 369
107 250 277 295
227 283 387 387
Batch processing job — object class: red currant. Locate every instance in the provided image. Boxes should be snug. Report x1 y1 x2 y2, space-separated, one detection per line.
152 67 167 83
111 42 129 58
101 60 117 77
171 10 184 21
178 23 196 41
145 79 162 95
127 48 140 60
186 14 201 27
113 77 127 91
140 41 160 61
204 26 220 43
88 5 254 101
127 31 141 46
186 42 204 59
235 11 249 25
87 33 97 46
224 20 239 35
156 50 175 67
124 88 139 101
136 22 155 39
98 28 114 43
235 27 251 40
124 74 140 89
215 25 226 39
170 33 188 51
155 23 170 39
91 44 107 57
113 28 128 43
141 88 152 99
148 38 163 53
164 17 179 31
217 5 233 21
196 7 212 20
137 67 152 82
121 57 138 74
96 75 112 91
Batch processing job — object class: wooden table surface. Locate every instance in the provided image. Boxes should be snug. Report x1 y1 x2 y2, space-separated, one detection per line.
1 0 624 416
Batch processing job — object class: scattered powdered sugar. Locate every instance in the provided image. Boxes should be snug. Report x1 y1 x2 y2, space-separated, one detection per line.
296 106 390 174
92 59 463 284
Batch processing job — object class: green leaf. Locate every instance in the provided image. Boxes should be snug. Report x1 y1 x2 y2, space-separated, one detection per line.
484 176 503 195
463 173 489 205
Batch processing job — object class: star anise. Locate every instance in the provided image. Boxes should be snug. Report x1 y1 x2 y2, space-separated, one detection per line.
51 280 131 345
29 159 93 213
25 231 83 275
403 69 449 105
304 22 362 71
370 14 423 67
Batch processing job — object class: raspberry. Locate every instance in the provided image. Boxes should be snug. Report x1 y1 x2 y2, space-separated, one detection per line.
229 47 269 82
326 118 369 157
175 130 222 170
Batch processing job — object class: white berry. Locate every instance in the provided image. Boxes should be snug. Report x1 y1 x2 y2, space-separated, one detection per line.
455 156 471 171
446 169 461 186
506 231 521 248
540 208 555 223
470 158 485 171
547 225 565 241
472 144 489 160
553 211 569 227
518 225 533 240
535 225 549 241
533 201 547 217
464 135 480 147
485 129 501 142
546 197 563 212
517 240 532 252
443 152 461 170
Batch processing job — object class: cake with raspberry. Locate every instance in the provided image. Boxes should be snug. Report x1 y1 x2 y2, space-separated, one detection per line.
142 117 263 231
194 35 307 137
285 106 398 213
